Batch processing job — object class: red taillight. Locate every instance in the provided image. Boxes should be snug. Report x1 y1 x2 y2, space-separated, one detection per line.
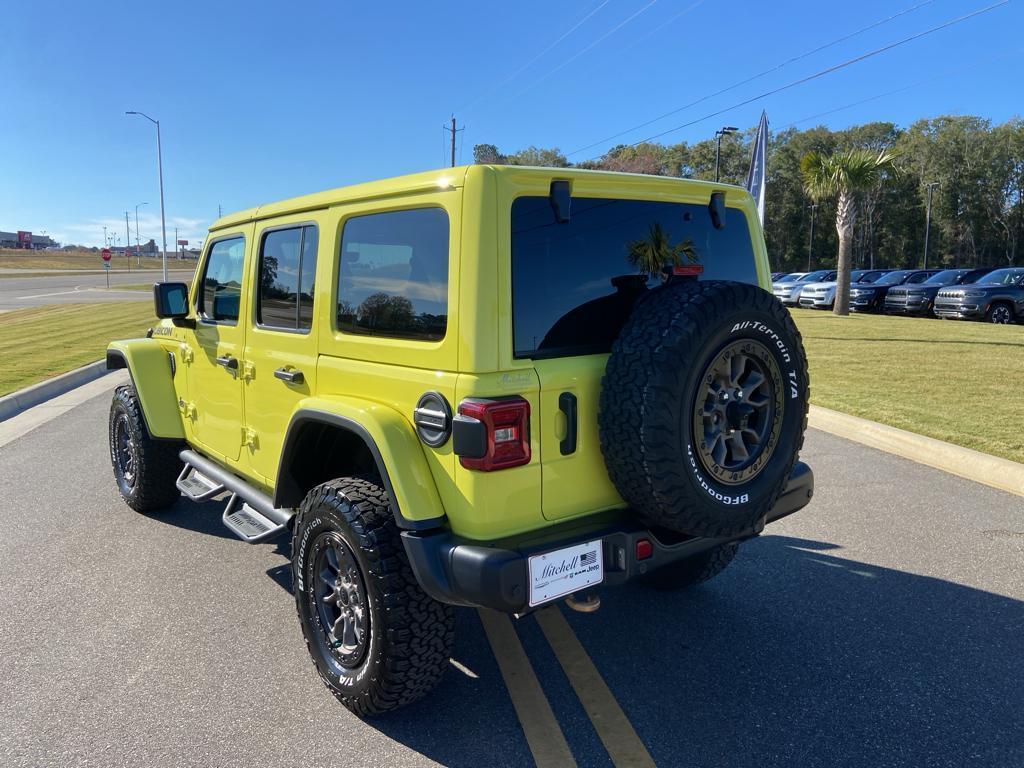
636 539 653 561
457 398 531 471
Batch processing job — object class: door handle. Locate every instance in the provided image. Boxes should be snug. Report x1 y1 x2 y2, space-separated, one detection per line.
559 392 577 455
215 355 238 371
274 367 304 385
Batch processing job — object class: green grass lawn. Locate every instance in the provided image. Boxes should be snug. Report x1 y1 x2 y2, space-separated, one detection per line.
792 308 1024 463
0 248 196 275
0 303 156 396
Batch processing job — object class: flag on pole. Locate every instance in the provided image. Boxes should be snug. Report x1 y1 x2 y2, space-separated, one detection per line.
746 111 769 224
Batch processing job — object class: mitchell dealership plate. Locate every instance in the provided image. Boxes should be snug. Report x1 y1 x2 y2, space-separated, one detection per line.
528 539 604 607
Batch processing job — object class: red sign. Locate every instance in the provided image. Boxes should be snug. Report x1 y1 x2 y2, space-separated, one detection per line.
17 231 32 245
177 239 188 246
101 248 112 262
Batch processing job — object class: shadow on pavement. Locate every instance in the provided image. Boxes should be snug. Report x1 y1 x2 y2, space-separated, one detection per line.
562 534 1024 767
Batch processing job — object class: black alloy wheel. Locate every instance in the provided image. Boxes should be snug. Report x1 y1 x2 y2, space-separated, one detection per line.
693 340 783 485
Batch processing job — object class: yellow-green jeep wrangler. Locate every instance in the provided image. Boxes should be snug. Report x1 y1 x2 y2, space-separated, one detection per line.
106 165 813 715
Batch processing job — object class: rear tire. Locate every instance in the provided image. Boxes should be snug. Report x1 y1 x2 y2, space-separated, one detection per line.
642 543 739 590
292 476 455 716
108 385 183 512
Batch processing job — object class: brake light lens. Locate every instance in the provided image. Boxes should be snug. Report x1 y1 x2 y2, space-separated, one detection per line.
457 398 531 471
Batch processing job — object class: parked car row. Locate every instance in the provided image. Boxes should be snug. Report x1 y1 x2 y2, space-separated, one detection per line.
772 267 1024 323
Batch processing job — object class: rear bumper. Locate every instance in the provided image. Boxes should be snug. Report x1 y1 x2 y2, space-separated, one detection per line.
403 462 814 614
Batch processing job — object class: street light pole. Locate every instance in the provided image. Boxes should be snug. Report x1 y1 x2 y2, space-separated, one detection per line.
134 202 148 267
807 204 817 271
126 111 168 282
714 126 738 183
923 182 939 269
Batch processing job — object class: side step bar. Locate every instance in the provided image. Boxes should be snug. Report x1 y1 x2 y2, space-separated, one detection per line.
179 449 294 543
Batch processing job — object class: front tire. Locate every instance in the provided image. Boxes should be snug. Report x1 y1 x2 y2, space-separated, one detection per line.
292 476 454 716
986 303 1014 324
108 385 182 512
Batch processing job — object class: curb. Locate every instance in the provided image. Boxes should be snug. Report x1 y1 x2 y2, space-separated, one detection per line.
808 405 1024 498
0 360 109 423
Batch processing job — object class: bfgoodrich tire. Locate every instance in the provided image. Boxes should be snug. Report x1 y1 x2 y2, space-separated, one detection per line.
599 280 809 538
108 385 183 512
292 476 455 716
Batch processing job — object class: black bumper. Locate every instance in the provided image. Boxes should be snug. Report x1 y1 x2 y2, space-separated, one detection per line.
402 462 814 614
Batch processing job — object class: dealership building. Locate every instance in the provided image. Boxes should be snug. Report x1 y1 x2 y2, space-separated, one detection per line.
0 230 58 250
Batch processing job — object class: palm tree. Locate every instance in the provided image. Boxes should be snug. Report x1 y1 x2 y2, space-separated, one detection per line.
801 148 897 316
627 222 695 276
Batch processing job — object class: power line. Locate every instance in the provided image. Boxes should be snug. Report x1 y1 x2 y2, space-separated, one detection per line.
568 0 938 156
457 0 613 113
510 0 659 101
782 49 1019 130
616 0 706 54
598 0 1010 155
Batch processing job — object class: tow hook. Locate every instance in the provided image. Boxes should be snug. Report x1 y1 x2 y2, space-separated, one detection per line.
564 591 601 613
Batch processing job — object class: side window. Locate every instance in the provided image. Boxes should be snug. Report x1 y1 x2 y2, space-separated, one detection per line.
908 272 929 284
199 237 245 324
337 208 449 341
257 225 319 331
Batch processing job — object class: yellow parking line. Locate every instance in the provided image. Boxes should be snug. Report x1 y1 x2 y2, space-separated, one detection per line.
535 606 656 768
477 609 577 768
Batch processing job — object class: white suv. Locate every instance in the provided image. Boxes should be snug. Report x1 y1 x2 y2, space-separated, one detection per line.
798 269 890 309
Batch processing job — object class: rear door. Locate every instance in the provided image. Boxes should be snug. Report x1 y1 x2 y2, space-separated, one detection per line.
242 218 322 483
509 188 762 521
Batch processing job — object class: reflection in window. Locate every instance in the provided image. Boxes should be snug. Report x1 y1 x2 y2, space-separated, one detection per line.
200 237 245 323
511 196 758 358
337 208 449 341
258 225 318 330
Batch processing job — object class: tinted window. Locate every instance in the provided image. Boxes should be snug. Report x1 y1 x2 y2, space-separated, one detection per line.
798 270 831 282
907 272 931 284
257 225 318 330
337 208 449 341
925 270 963 285
200 237 245 323
511 196 758 359
876 271 912 285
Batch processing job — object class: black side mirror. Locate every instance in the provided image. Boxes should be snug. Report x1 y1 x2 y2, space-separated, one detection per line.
708 191 726 230
549 180 572 224
154 282 189 319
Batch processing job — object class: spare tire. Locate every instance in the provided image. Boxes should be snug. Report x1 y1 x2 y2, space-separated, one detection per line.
599 280 808 538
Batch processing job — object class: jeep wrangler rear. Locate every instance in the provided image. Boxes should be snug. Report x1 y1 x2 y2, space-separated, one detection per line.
106 165 813 715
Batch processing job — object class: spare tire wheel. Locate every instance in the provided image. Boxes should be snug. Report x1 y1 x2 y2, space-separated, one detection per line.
599 280 809 538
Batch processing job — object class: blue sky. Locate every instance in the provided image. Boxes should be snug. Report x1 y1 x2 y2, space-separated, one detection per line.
3 0 1020 248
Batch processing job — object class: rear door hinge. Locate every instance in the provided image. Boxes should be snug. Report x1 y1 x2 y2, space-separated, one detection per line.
241 360 256 381
179 344 194 364
242 427 258 450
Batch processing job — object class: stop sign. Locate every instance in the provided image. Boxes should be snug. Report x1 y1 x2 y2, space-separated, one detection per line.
101 248 111 262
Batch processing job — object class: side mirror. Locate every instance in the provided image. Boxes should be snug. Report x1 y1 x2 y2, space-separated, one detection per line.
154 282 189 319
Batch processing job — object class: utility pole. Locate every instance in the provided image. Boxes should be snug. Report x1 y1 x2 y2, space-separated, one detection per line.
218 204 222 219
923 182 939 269
714 126 738 183
807 204 817 271
125 212 132 273
443 115 463 168
103 225 108 250
135 202 147 267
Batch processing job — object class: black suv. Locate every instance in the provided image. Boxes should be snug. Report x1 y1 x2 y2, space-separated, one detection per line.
884 268 994 317
849 269 944 313
933 268 1024 323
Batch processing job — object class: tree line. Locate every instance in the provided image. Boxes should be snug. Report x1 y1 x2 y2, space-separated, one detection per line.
474 115 1024 272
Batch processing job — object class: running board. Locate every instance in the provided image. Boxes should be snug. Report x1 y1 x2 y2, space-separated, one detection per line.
176 465 225 501
179 449 295 544
223 495 288 543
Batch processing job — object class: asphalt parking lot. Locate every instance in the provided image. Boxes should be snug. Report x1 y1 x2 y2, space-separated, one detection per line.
1 380 1022 767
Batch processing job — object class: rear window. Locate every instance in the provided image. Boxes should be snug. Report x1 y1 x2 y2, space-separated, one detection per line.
511 196 758 359
336 207 449 341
